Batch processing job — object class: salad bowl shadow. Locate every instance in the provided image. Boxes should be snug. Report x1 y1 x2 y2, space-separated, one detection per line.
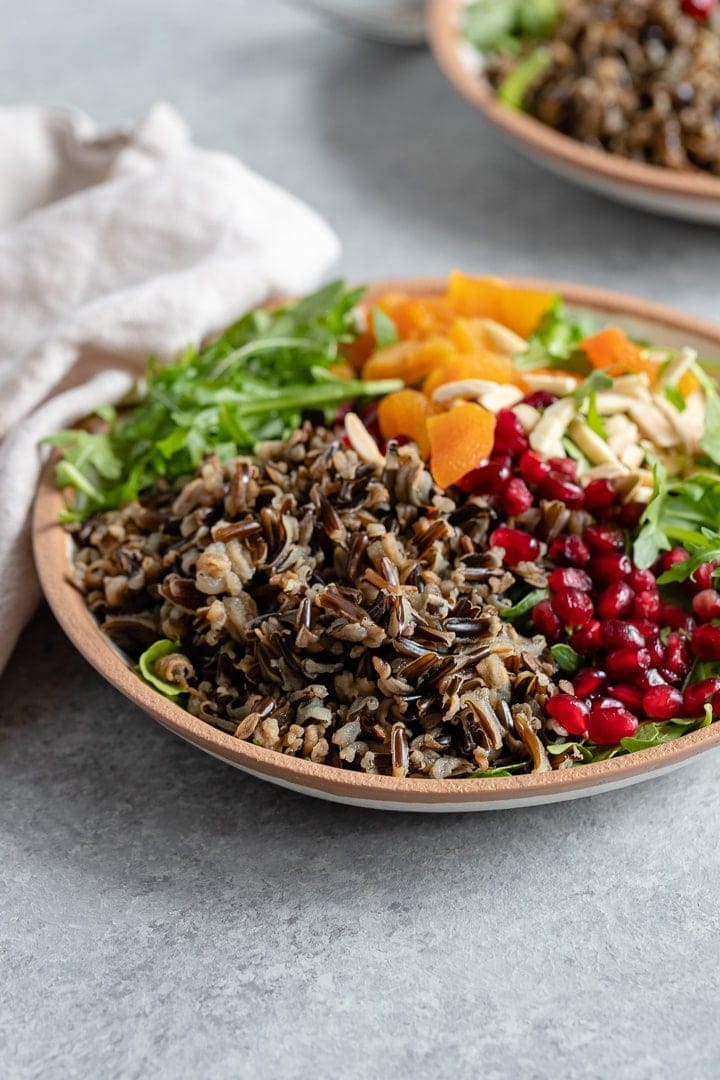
428 0 720 225
32 277 720 812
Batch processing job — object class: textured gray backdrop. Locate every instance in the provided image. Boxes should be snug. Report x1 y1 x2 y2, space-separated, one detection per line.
2 2 720 1077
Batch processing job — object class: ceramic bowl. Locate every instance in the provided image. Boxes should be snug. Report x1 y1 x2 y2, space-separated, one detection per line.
428 0 720 225
33 277 720 811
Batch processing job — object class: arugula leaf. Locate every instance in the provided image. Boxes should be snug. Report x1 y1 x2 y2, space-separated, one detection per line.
498 46 554 109
48 282 402 519
515 302 594 372
371 308 399 349
633 462 672 569
138 640 187 698
550 643 582 674
572 370 613 405
620 707 713 751
546 741 594 762
471 760 530 778
657 541 720 586
664 384 686 413
586 392 608 439
462 0 517 51
500 587 548 622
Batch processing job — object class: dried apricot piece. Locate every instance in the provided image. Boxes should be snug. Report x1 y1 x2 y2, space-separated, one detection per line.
423 351 518 397
580 326 660 381
378 389 433 459
427 403 497 489
361 337 455 385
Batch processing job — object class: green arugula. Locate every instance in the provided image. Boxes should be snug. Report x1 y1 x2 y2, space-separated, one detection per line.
47 281 401 520
371 308 398 349
462 0 559 54
514 301 595 372
500 587 548 622
138 640 187 698
550 643 582 674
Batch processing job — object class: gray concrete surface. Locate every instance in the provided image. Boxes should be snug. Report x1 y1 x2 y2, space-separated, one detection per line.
2 2 720 1077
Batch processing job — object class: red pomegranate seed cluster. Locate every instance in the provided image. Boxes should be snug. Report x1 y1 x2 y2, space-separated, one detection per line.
469 425 720 746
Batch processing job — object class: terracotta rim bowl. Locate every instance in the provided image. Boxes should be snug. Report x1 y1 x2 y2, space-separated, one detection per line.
32 277 720 810
428 0 720 207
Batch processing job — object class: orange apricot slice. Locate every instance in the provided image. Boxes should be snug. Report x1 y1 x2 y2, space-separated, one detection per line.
427 403 496 489
378 389 433 459
361 337 455 385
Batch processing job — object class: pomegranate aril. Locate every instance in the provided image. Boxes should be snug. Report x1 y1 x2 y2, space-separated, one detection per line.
493 410 529 458
660 547 689 572
692 589 720 623
459 457 511 495
606 647 651 682
522 390 557 409
631 590 662 622
583 478 617 514
691 561 717 593
607 684 644 713
683 678 720 716
490 526 540 566
570 619 603 655
691 623 720 661
589 553 632 584
502 477 534 516
643 686 684 720
639 667 669 690
631 619 660 641
548 456 577 479
598 581 634 620
548 534 591 568
547 567 593 592
712 690 720 717
646 639 665 666
546 695 590 737
660 605 695 634
532 599 561 642
551 588 594 628
659 666 683 686
518 450 551 486
628 567 656 593
681 0 717 21
602 620 645 650
573 667 607 698
539 473 585 508
584 524 625 554
665 633 692 675
587 700 639 744
615 502 644 529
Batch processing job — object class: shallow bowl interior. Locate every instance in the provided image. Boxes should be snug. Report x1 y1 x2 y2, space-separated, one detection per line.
32 277 720 811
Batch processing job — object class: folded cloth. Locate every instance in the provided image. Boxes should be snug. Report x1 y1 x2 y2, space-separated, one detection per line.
0 102 340 673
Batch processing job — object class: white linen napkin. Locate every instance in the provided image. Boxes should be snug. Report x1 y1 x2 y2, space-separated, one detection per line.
0 102 340 673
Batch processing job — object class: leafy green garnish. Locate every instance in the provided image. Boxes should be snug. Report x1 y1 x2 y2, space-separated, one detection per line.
572 370 613 405
586 392 607 439
47 282 401 520
546 741 594 762
664 384 686 413
471 760 531 778
462 0 558 53
497 46 553 109
620 708 713 752
515 301 594 372
371 308 398 349
500 587 548 622
138 640 187 698
550 643 582 674
635 462 720 571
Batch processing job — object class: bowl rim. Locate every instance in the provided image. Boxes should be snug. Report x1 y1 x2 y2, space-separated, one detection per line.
32 275 720 808
428 0 720 204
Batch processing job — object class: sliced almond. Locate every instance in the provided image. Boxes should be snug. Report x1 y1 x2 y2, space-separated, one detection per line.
605 414 640 457
584 462 629 481
345 412 385 469
612 373 651 394
479 385 525 413
567 418 622 467
594 392 641 414
512 403 541 433
624 481 654 505
626 401 678 448
522 371 580 395
620 443 645 469
431 378 501 404
529 398 577 456
477 319 528 356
